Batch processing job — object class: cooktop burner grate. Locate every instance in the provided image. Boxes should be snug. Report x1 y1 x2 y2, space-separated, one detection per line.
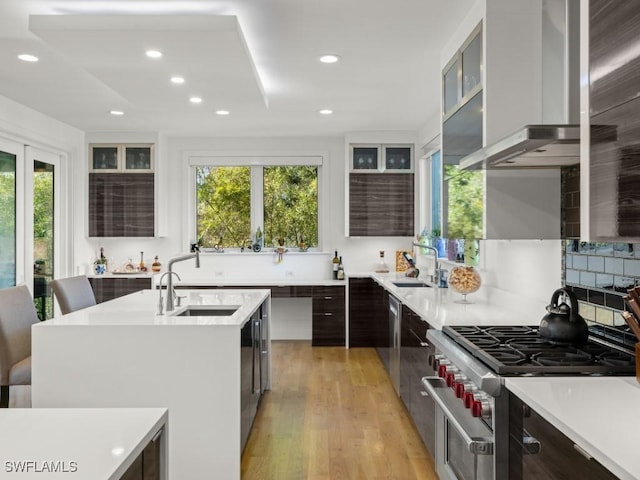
443 325 636 376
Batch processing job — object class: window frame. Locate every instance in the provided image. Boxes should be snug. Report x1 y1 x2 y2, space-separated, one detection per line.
184 151 325 252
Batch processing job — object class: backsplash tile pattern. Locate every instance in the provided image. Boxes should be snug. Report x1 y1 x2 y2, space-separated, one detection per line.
564 240 640 327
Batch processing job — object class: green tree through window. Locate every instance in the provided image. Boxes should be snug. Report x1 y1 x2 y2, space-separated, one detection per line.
196 165 318 249
264 166 317 247
445 164 483 239
196 166 251 247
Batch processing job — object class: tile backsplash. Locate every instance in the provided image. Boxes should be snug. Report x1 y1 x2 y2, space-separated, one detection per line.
564 241 640 327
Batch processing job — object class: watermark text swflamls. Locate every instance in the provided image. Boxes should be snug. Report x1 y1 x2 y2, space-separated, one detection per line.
4 460 78 473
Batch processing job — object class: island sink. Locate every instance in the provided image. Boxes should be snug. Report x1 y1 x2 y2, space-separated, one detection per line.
173 306 240 317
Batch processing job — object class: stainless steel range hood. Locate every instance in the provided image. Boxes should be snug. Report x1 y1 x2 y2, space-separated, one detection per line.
459 124 617 170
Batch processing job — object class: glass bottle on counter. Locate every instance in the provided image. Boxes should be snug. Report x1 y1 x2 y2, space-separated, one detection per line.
152 256 161 273
139 251 147 272
375 250 390 273
337 256 345 280
332 250 340 279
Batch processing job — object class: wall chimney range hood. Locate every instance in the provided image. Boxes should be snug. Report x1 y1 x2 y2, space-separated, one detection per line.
459 124 617 170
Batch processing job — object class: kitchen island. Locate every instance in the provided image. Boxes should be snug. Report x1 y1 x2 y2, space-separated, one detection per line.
0 408 167 479
31 288 271 480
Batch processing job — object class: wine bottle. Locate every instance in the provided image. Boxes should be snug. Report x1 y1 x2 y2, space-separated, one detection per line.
337 256 345 280
332 250 340 279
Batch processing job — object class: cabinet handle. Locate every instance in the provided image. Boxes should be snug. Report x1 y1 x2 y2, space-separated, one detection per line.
324 296 333 300
573 443 592 460
420 390 429 397
420 342 430 347
151 427 164 443
324 312 333 316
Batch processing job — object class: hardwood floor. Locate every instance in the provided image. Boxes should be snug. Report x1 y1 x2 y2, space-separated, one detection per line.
241 341 438 480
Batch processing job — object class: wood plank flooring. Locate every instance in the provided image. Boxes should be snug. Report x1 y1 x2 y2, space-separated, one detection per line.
241 341 438 480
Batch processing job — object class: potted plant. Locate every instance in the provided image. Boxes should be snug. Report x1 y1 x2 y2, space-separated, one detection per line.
94 247 107 274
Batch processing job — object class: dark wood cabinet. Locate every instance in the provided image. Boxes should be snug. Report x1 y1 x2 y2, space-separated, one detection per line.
89 277 152 303
399 305 436 457
348 173 414 236
589 0 640 117
587 0 640 240
311 286 345 346
508 393 617 479
89 173 154 237
348 277 388 348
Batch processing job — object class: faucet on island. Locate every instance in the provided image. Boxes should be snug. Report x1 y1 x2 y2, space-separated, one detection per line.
161 249 201 312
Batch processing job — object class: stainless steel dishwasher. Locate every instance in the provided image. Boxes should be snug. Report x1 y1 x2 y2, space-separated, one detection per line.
389 294 401 395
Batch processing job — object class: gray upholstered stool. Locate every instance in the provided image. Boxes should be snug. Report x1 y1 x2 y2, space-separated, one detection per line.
50 275 97 315
0 284 39 408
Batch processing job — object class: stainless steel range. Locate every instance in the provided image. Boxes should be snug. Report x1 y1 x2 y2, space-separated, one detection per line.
423 324 636 480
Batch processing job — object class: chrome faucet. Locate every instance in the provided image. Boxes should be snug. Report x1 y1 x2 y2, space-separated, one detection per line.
412 242 445 286
157 271 181 315
165 250 200 312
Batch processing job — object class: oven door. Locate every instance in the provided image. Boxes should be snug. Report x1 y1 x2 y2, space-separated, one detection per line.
423 377 494 480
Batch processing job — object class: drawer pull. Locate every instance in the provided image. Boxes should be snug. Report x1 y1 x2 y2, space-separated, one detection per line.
324 312 333 316
420 342 430 347
324 296 333 300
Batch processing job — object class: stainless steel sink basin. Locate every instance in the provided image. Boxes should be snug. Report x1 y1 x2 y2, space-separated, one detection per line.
173 306 239 316
391 281 431 288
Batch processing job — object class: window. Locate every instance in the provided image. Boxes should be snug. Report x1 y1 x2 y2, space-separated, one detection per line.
192 157 320 249
196 166 251 248
263 166 318 247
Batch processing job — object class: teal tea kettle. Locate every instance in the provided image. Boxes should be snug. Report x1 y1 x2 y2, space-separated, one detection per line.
539 288 588 345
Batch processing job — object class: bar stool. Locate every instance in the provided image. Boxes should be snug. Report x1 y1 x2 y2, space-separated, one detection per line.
50 275 97 315
0 284 39 408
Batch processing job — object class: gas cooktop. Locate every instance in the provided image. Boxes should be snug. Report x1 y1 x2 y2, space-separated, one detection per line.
442 325 636 376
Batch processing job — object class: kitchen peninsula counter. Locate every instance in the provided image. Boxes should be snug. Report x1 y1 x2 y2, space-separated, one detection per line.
506 376 638 480
31 288 271 480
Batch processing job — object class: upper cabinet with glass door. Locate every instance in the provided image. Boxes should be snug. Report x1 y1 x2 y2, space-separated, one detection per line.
443 24 483 120
350 143 413 173
89 143 154 172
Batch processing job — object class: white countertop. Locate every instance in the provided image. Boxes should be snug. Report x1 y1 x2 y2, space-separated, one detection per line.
35 288 270 327
174 278 346 287
87 272 157 279
506 376 639 480
369 273 548 329
0 408 166 479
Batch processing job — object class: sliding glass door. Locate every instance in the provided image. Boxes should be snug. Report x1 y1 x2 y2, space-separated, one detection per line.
0 139 24 289
26 147 61 320
0 140 64 320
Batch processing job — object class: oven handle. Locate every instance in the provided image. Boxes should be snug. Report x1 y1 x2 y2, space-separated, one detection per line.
422 376 494 455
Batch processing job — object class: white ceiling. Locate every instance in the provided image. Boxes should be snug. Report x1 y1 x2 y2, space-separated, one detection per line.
0 0 476 137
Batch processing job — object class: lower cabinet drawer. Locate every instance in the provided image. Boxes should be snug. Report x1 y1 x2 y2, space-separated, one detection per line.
311 312 345 346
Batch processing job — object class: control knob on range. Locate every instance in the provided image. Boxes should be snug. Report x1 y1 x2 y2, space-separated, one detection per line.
445 371 464 388
454 381 477 399
437 363 455 379
471 393 492 418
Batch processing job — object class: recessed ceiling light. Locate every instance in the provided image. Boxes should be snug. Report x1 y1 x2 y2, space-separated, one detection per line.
319 54 340 64
109 110 124 116
319 109 333 115
170 76 185 84
190 97 202 104
145 50 162 59
18 54 39 62
215 110 230 116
